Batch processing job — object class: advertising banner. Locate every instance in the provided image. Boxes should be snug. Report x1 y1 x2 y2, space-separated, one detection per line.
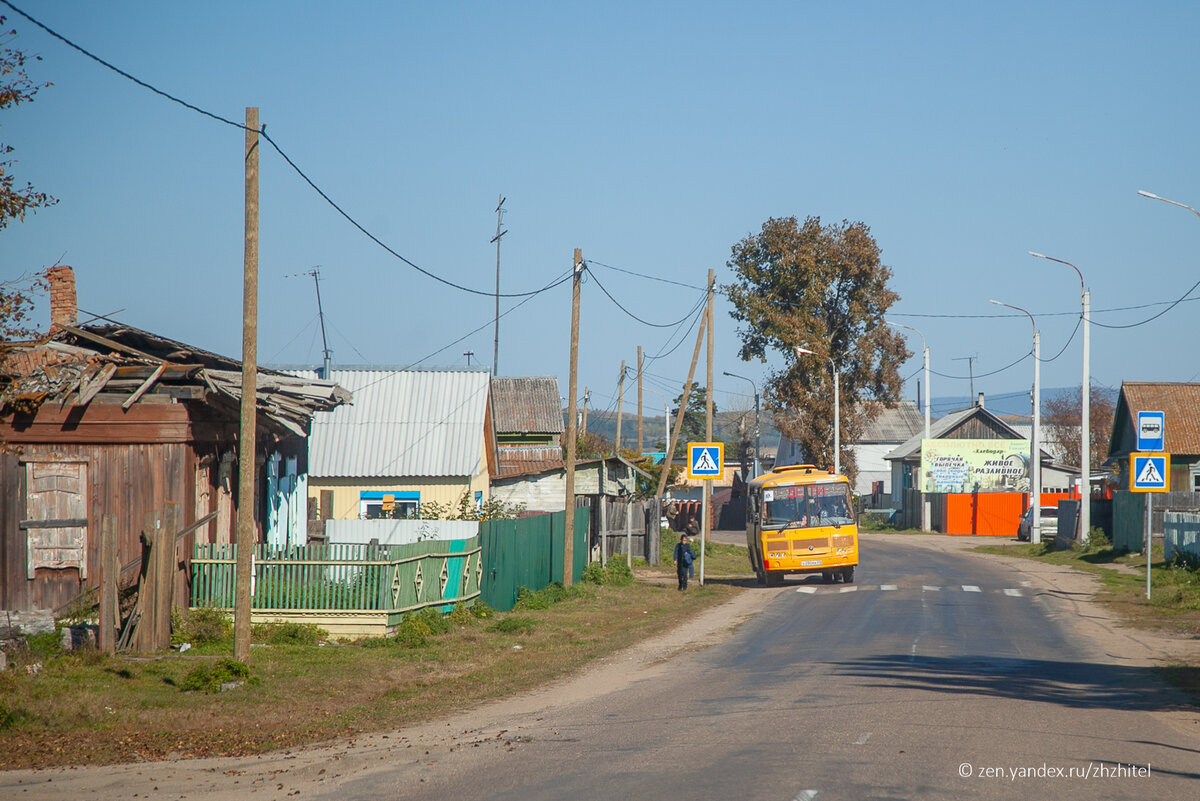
919 439 1031 493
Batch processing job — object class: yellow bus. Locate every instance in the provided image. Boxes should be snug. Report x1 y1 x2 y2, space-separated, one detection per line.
745 464 858 585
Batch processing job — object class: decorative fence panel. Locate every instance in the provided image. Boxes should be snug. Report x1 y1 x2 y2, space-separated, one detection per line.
190 537 481 638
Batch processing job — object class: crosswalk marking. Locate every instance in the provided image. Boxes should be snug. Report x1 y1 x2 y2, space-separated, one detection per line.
839 585 858 593
880 584 898 591
796 587 818 594
923 585 941 591
1003 588 1023 597
962 585 982 592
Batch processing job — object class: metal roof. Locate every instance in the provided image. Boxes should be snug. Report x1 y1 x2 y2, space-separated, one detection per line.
286 367 491 478
491 376 563 434
858 401 924 443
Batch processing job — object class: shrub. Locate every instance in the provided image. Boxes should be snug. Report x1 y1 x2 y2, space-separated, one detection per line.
180 658 252 694
604 560 635 586
486 616 536 635
173 607 233 645
391 607 452 648
514 583 583 610
253 622 326 646
469 601 495 619
581 563 606 585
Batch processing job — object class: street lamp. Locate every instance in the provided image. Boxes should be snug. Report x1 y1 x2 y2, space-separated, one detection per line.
991 300 1042 544
640 386 672 459
886 320 931 531
1029 251 1089 545
723 371 760 479
794 346 840 475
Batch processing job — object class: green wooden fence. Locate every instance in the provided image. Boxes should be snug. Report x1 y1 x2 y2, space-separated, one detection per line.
480 508 589 612
191 538 481 632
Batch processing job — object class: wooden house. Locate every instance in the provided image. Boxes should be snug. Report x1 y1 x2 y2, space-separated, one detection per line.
0 266 348 615
1108 381 1200 491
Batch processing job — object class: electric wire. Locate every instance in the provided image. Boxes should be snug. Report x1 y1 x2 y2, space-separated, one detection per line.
585 264 707 328
1 1 569 300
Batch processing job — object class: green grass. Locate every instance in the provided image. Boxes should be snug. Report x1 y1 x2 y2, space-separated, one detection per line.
0 579 737 769
659 531 754 577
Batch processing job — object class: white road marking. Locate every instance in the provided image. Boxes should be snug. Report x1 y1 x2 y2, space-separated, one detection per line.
839 585 858 593
854 732 872 745
793 791 819 801
922 585 941 591
1020 580 1033 587
797 587 818 594
880 584 898 591
962 585 982 592
1004 588 1023 596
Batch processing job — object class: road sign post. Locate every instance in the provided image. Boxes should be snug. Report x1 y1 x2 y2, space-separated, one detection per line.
687 442 723 586
1131 450 1169 600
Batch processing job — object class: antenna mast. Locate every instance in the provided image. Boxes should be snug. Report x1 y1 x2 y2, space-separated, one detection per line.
288 266 333 378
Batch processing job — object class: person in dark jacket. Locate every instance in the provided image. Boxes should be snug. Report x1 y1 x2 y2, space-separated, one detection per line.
673 534 696 591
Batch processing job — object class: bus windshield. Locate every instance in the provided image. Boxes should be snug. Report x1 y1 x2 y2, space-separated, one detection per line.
762 481 854 529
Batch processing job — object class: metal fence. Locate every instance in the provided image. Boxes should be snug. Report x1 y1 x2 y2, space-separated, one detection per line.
1112 491 1200 553
480 506 589 612
1164 511 1200 563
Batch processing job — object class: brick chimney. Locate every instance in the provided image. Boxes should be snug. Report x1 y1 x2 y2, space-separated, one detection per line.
47 265 77 332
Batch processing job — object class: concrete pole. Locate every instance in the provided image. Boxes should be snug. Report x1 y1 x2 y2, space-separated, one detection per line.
1080 288 1091 544
1032 329 1041 544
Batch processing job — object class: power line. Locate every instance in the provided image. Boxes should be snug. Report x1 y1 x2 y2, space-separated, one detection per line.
2 1 569 300
585 264 707 328
586 259 710 292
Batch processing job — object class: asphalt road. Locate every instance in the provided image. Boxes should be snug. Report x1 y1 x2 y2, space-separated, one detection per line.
331 534 1200 801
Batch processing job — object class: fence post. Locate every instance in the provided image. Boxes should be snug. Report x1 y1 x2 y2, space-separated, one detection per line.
99 514 118 654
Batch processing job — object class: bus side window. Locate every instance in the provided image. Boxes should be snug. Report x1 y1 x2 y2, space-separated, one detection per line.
748 493 759 524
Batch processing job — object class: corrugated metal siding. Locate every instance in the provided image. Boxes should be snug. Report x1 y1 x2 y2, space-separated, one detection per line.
490 377 563 434
288 368 491 478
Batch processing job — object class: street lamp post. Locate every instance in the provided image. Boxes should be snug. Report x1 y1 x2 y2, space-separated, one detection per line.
794 346 839 475
723 371 760 479
991 300 1042 544
1029 251 1089 545
886 320 931 531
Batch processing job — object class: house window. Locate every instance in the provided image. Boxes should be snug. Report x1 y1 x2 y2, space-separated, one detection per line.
359 491 420 519
23 462 89 578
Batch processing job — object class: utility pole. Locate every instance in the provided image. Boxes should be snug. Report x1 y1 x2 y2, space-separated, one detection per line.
953 355 978 402
701 269 714 585
287 267 333 379
235 107 260 663
464 350 474 366
490 195 506 376
563 249 583 587
654 305 709 504
615 361 625 454
637 346 644 455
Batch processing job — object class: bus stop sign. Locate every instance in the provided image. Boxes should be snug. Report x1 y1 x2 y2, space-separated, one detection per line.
1137 411 1164 452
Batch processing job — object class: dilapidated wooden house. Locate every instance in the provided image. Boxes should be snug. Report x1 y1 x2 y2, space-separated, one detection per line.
0 266 349 615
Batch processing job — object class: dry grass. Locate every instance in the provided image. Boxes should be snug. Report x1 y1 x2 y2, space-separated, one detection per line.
0 579 737 769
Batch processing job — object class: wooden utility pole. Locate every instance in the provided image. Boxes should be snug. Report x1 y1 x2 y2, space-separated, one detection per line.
701 270 714 585
563 249 583 587
491 195 506 376
654 308 709 504
615 360 625 454
235 107 260 663
637 346 644 455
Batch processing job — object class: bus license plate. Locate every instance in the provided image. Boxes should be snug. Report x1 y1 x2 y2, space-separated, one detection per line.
801 560 821 567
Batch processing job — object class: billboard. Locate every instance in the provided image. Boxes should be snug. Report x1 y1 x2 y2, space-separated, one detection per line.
919 439 1031 493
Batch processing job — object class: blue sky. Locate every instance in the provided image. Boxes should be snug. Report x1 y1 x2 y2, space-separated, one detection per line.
5 1 1200 429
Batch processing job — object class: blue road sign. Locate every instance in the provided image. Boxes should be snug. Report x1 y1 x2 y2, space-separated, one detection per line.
1137 411 1164 452
1130 453 1168 493
687 442 723 480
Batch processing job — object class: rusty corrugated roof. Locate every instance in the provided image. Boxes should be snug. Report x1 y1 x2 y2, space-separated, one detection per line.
491 376 563 435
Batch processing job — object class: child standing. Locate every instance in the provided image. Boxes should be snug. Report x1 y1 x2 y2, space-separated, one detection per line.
673 534 696 591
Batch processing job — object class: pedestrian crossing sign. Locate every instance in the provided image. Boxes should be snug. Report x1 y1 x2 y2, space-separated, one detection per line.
1130 452 1169 493
687 442 724 480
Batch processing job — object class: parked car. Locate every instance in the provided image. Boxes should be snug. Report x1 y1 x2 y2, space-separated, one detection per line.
1017 505 1059 542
